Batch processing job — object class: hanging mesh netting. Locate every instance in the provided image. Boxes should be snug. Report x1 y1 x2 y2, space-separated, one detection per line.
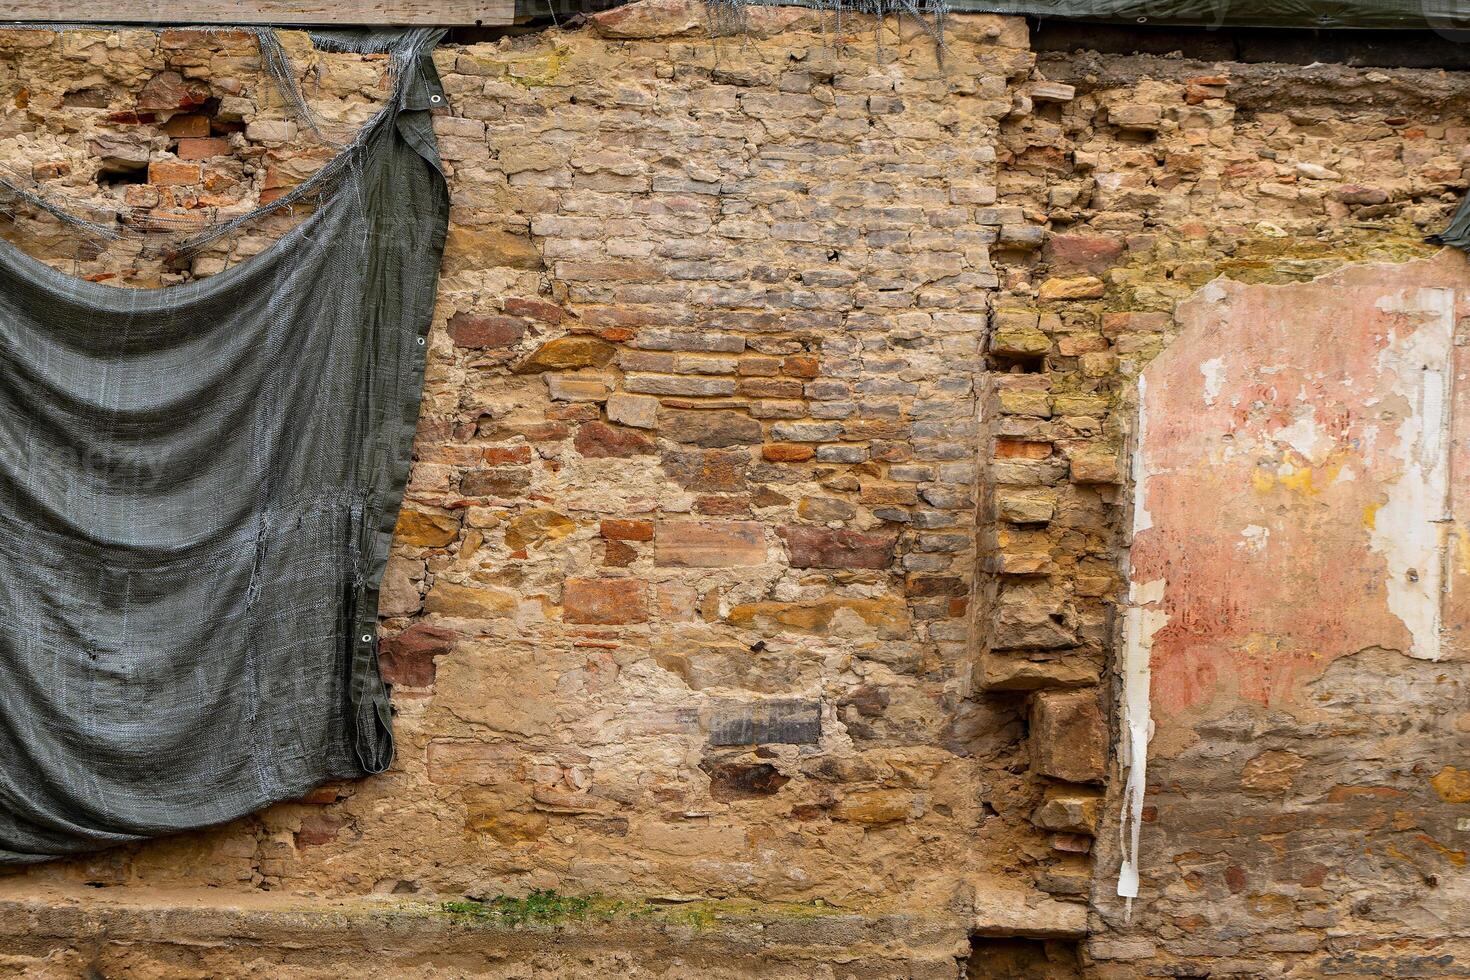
0 26 448 865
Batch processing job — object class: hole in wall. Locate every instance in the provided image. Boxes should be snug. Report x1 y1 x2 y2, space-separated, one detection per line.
967 937 1082 979
96 167 147 187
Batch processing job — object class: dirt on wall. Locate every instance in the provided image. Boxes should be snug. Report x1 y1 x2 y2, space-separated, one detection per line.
0 6 1464 977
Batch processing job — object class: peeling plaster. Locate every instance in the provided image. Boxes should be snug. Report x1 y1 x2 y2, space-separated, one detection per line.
1117 376 1159 905
1119 254 1470 904
1368 287 1455 661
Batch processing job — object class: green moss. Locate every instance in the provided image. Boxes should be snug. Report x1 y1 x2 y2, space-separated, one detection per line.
438 892 848 932
1103 226 1439 313
441 890 616 926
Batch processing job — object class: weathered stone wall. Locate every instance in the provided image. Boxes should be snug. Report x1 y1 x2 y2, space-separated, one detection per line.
991 48 1470 978
0 9 1466 978
0 14 1070 974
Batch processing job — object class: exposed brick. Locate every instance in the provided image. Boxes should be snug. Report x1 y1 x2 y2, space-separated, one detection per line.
762 442 815 462
601 518 654 541
780 526 899 569
449 312 526 349
504 297 565 323
175 137 231 159
574 421 656 458
563 578 648 625
147 159 200 185
378 624 458 687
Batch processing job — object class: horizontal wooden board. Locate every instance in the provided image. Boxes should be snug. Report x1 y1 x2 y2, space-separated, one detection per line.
0 1 514 26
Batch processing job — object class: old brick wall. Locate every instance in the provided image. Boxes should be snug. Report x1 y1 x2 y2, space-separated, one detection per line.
0 9 1466 978
0 13 1071 969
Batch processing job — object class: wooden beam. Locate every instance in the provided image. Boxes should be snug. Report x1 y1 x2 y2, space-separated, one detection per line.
0 1 515 26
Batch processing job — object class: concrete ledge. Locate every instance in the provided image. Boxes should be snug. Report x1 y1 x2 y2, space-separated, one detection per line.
0 883 973 977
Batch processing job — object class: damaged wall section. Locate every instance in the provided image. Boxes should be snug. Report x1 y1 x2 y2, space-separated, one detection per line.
1117 255 1470 973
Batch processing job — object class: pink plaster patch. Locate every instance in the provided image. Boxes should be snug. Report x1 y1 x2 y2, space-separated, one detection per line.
1130 251 1470 720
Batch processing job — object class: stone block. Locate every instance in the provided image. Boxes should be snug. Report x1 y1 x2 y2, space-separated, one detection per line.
515 337 616 373
779 525 898 569
1108 103 1161 132
423 582 518 620
449 313 525 349
977 653 1099 691
1038 276 1105 301
660 408 762 447
832 790 915 825
997 489 1056 524
378 624 457 687
1032 786 1102 834
394 509 459 548
1030 690 1107 784
606 392 658 428
575 421 655 458
656 521 767 567
563 578 648 625
707 698 820 745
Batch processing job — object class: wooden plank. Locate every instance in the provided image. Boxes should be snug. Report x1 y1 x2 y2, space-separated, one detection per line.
0 1 515 26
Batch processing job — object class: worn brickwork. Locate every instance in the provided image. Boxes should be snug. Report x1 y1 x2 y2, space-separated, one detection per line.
0 9 1466 978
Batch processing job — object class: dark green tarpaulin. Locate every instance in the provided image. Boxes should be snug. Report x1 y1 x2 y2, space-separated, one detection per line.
962 0 1470 29
0 29 448 864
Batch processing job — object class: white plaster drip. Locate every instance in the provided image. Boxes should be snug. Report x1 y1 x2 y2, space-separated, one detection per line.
1368 288 1455 661
1118 374 1162 914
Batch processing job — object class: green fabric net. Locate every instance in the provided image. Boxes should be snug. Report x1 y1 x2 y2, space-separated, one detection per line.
0 28 448 865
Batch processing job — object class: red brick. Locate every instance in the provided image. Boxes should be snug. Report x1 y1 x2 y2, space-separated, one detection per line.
995 439 1052 459
695 495 750 516
779 526 898 569
545 403 600 422
1043 233 1125 274
175 137 231 159
482 446 532 465
504 297 565 324
378 624 457 687
449 312 526 349
296 813 348 847
162 113 210 137
575 421 655 458
147 159 200 185
601 518 654 541
563 578 648 624
782 354 819 378
763 443 814 462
